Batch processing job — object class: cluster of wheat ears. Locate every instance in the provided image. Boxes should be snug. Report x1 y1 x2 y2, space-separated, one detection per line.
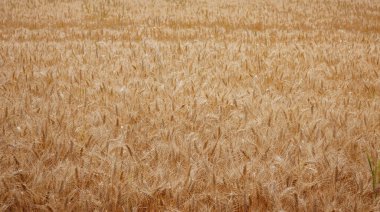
0 0 380 211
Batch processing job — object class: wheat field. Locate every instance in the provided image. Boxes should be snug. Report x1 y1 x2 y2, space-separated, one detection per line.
0 0 380 211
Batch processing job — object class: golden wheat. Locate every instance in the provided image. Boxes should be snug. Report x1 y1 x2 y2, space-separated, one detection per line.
0 0 380 211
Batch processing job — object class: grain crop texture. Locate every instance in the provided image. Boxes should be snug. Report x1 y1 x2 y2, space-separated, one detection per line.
1 0 380 211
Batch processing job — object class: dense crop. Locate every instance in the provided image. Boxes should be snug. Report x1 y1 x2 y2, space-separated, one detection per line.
1 0 380 211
